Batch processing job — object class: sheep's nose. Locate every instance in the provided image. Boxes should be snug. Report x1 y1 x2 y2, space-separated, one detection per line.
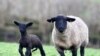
58 28 64 33
59 30 63 33
20 29 25 32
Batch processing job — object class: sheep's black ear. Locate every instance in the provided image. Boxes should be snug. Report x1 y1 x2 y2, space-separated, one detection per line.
26 22 33 27
47 18 55 23
14 21 19 26
66 17 75 22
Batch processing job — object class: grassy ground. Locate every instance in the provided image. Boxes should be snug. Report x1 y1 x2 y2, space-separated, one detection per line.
0 42 100 56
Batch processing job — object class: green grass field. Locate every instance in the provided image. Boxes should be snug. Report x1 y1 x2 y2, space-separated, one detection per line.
0 42 100 56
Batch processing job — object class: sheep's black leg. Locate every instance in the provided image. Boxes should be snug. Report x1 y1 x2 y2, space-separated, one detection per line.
71 47 77 56
19 45 24 56
57 47 65 56
80 46 85 56
25 48 31 56
38 45 45 56
29 52 32 56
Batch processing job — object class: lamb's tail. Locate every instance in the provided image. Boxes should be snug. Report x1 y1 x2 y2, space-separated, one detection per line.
32 48 38 52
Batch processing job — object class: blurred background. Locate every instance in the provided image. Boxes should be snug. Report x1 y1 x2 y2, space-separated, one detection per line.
0 0 100 48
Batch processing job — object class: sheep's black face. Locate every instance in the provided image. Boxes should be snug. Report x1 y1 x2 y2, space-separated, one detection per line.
18 24 27 33
14 21 33 34
47 15 75 33
55 16 67 33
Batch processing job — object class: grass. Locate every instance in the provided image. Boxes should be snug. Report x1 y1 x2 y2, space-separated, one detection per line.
0 42 100 56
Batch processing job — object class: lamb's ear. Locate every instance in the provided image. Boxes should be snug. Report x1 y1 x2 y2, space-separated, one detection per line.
14 21 19 26
66 17 75 22
47 18 55 23
26 22 33 27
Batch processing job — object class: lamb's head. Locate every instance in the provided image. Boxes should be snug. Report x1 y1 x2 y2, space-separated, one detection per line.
14 21 33 34
47 16 75 33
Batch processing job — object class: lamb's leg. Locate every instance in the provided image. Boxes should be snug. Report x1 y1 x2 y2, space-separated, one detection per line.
39 45 45 56
19 45 24 56
25 47 31 56
57 47 65 56
71 46 77 56
80 46 85 56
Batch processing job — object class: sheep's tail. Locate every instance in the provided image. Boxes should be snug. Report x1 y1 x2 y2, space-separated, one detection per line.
32 48 37 52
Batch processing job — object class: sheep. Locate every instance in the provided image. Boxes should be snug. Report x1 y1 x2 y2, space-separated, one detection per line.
14 21 45 56
47 15 89 56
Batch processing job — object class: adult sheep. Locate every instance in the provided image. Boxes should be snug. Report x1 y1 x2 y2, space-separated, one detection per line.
47 15 89 56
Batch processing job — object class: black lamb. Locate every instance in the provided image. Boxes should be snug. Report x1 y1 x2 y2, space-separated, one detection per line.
14 21 45 56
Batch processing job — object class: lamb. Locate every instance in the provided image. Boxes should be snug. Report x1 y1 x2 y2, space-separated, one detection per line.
47 15 89 56
14 21 45 56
